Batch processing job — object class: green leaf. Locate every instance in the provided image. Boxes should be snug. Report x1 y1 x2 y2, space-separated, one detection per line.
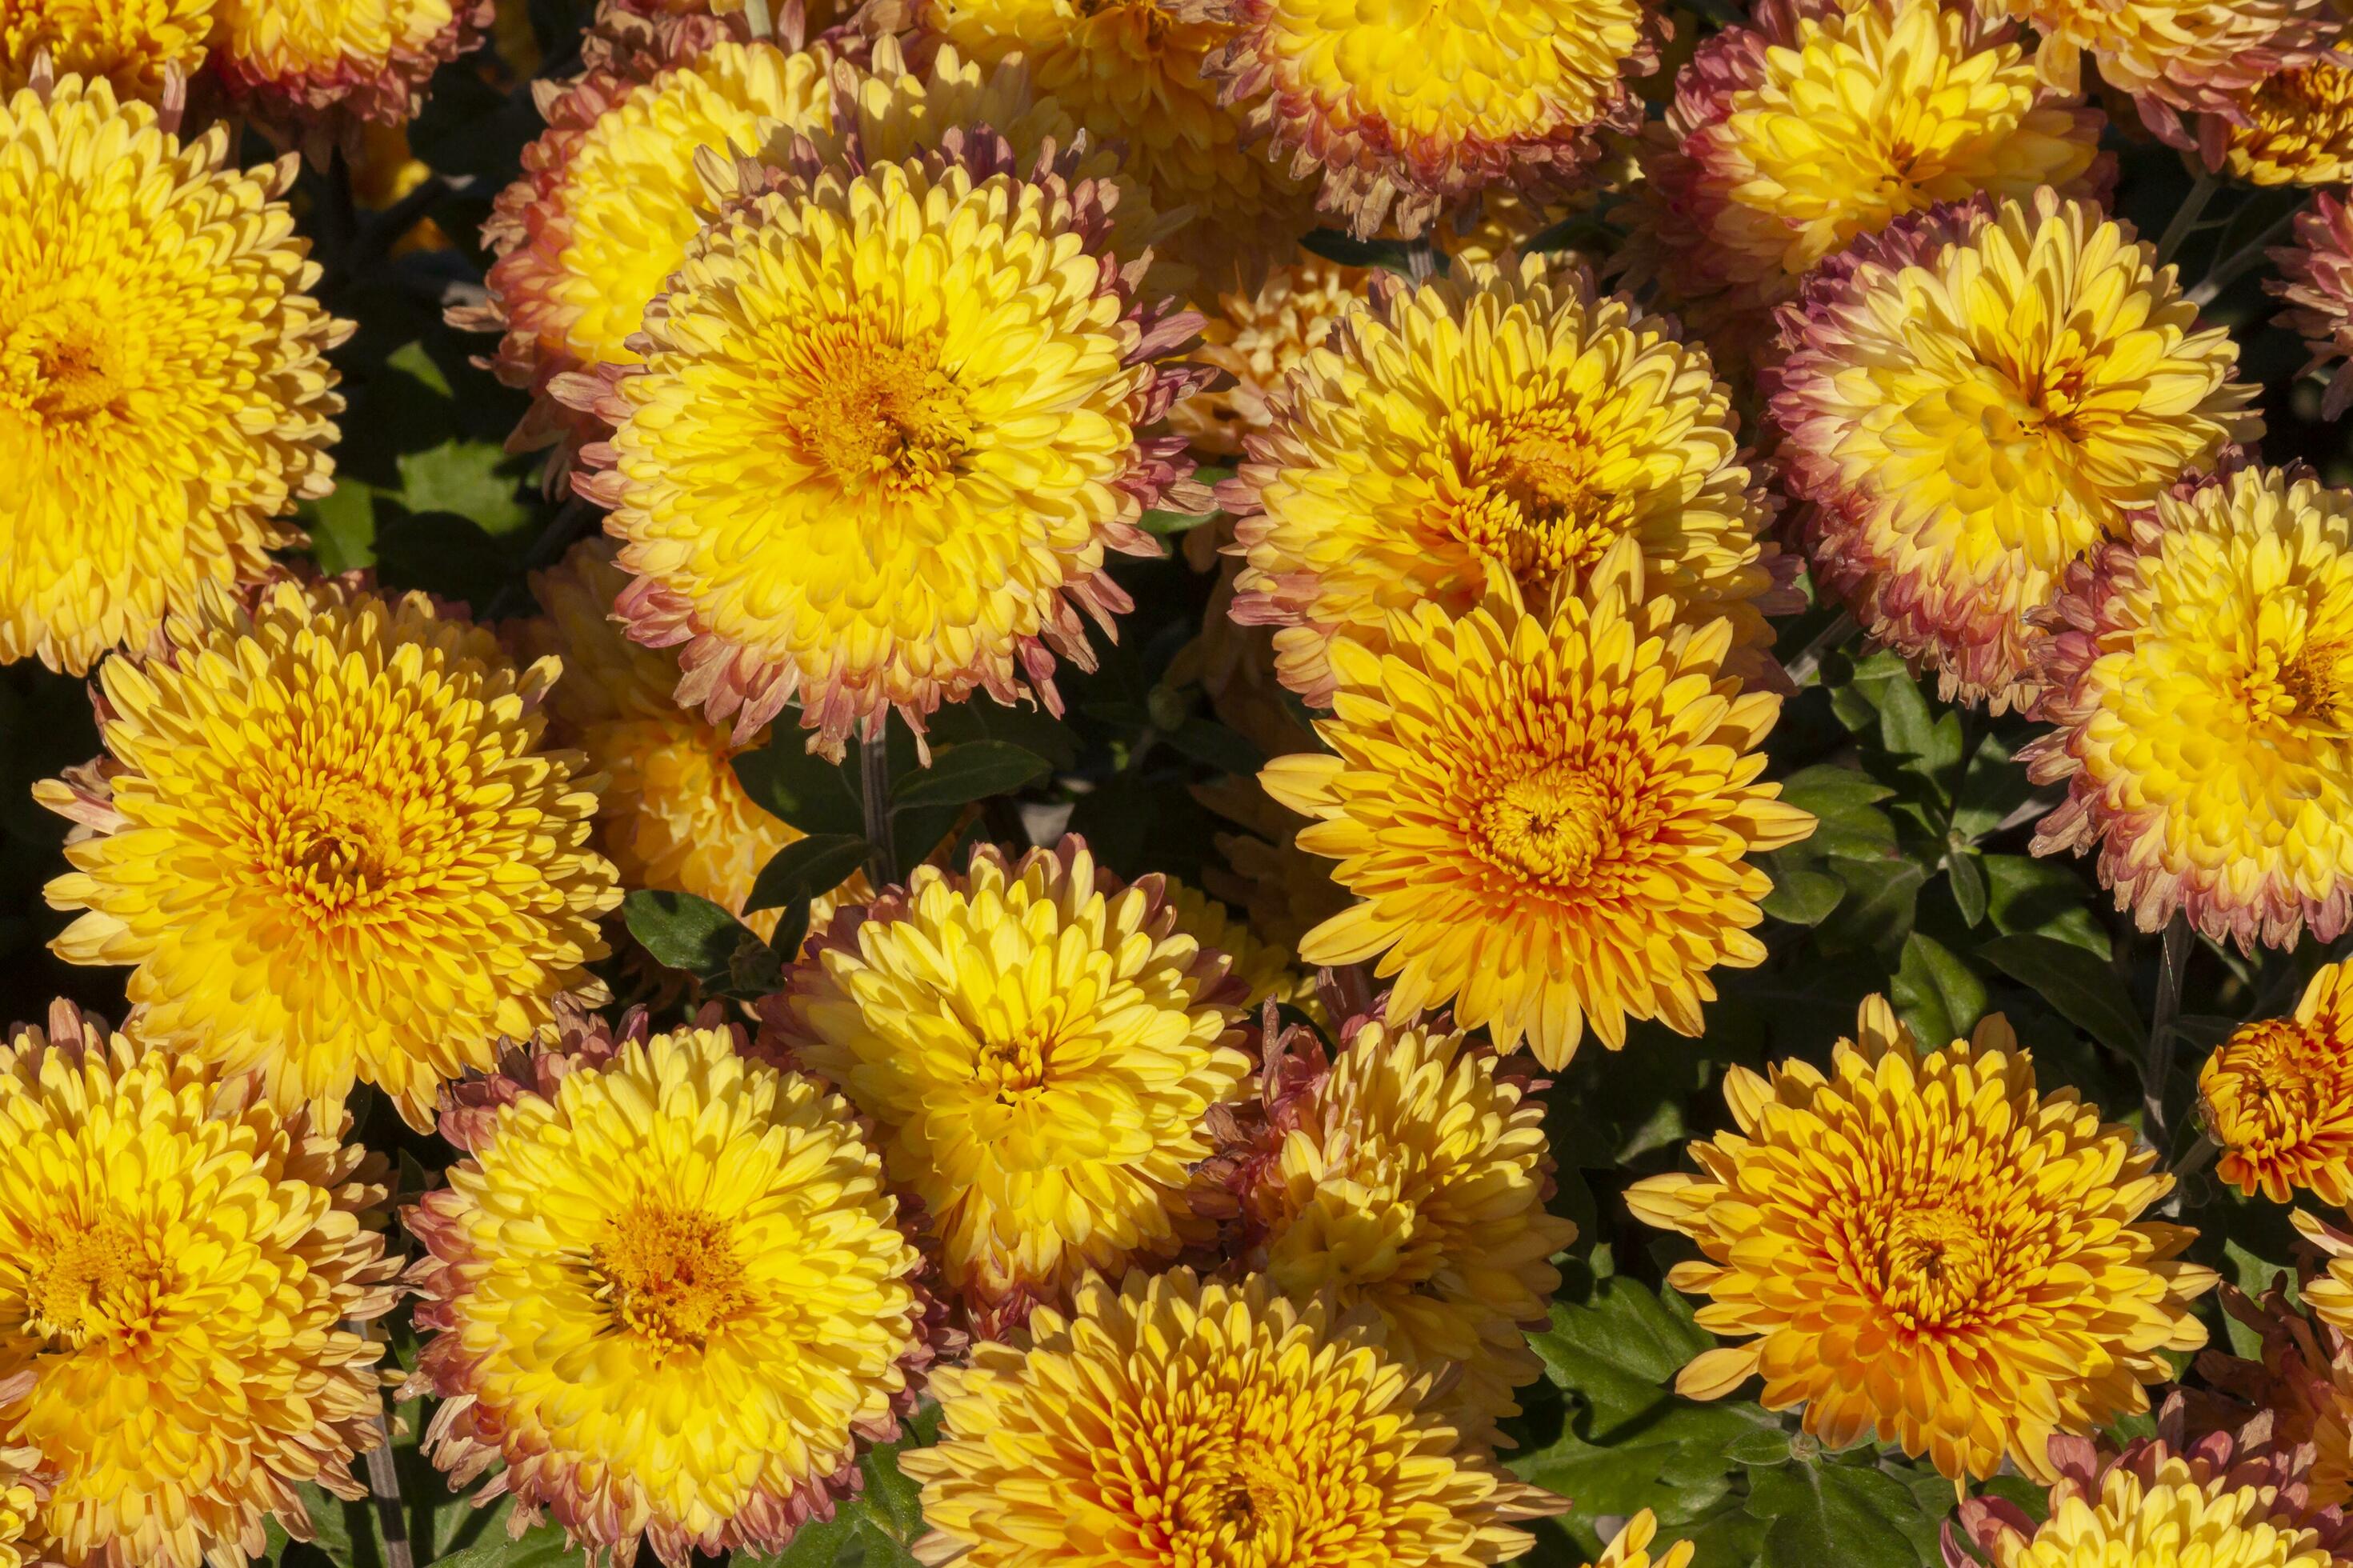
622 890 764 993
1300 227 1427 274
1510 1400 1753 1528
1814 857 1925 956
926 702 1081 770
429 1523 582 1567
1164 717 1267 778
735 741 866 837
1978 933 2141 1055
1526 1276 1712 1433
893 741 1050 810
1747 1460 1941 1568
1776 764 1898 817
306 483 378 574
1141 504 1218 535
746 834 872 915
1983 854 2108 954
1723 1427 1796 1466
395 441 530 535
1893 932 1987 1045
370 509 513 609
1846 654 1957 786
1759 855 1844 926
1947 845 1989 928
1949 734 2034 842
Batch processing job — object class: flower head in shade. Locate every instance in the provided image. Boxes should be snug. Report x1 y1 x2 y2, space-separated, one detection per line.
510 540 864 945
1615 0 2107 364
0 75 344 675
1767 192 2257 713
0 0 214 97
1227 254 1790 706
1163 877 1310 1013
1261 545 1815 1069
2023 464 2353 951
1169 258 1369 459
1202 0 1654 240
1627 997 2215 1482
206 0 489 128
759 839 1249 1326
0 1002 399 1568
2274 191 2353 420
1220 1020 1576 1438
563 146 1204 758
37 578 621 1130
1589 1513 1695 1568
1193 774 1351 954
465 30 836 459
922 0 1316 285
2200 962 2353 1206
404 1019 937 1568
2194 1285 2353 1511
900 1269 1562 1566
2208 54 2353 184
1943 1415 2353 1567
1975 0 2333 144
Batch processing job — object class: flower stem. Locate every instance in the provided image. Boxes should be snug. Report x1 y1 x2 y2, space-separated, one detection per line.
1783 610 1857 688
362 1412 413 1568
2143 916 2193 1146
2187 209 2300 307
2155 172 2220 269
861 721 898 889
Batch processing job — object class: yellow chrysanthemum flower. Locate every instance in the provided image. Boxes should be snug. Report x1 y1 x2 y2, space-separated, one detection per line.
1619 0 2107 362
1164 877 1311 1012
1170 258 1368 459
1262 546 1815 1069
208 0 488 125
405 1022 934 1568
1203 0 1652 239
1768 192 2258 712
468 31 834 455
2288 1210 2353 1354
0 0 214 98
2196 1284 2353 1511
901 1269 1561 1566
1947 1420 2351 1566
2200 961 2353 1205
1 75 345 675
1977 0 2332 138
1627 996 2216 1482
2217 54 2353 184
2024 464 2353 950
513 539 864 946
1588 1512 1695 1568
564 150 1203 758
1228 254 1788 705
761 840 1249 1323
1227 1020 1576 1438
37 578 621 1130
924 0 1315 285
0 1460 33 1568
0 1003 400 1568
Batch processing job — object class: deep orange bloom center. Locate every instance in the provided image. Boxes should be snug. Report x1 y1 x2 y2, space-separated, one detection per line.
1875 1205 1999 1330
1478 759 1614 885
4 303 136 426
588 1202 753 1354
1460 418 1631 589
27 1222 160 1346
793 324 970 497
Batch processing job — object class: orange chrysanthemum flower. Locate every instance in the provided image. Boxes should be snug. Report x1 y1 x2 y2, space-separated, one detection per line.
1628 996 2215 1482
2206 53 2353 184
2201 961 2353 1206
1262 546 1814 1068
2195 1284 2353 1512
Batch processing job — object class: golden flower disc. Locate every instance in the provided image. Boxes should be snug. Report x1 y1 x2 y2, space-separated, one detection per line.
762 839 1249 1319
2202 960 2353 1206
1767 191 2257 711
1262 546 1815 1068
37 578 621 1130
0 75 345 674
404 1024 931 1567
566 151 1201 756
2024 464 2353 950
0 1007 398 1568
900 1269 1560 1566
1627 997 2216 1481
1228 254 1789 705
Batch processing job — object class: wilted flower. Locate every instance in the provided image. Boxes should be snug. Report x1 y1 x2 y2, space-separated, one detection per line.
2202 961 2353 1205
2273 190 2353 420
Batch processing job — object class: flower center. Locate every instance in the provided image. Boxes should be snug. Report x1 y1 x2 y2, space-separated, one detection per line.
1159 1419 1312 1566
1461 426 1629 590
4 308 135 425
269 778 414 910
587 1202 753 1354
2205 1018 2334 1150
1875 1206 1995 1330
975 1027 1054 1102
1478 761 1613 886
27 1223 158 1346
2246 636 2353 734
794 325 969 497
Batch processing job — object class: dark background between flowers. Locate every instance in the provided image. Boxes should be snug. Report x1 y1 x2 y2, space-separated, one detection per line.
2 4 2347 1563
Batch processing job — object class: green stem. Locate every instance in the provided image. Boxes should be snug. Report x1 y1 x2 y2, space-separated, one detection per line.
861 721 898 889
2155 172 2220 269
2187 209 2299 307
2143 917 2192 1146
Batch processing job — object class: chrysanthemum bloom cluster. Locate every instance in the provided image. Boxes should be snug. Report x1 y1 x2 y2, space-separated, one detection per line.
38 578 620 1128
1617 0 2107 362
762 839 1250 1325
2200 961 2353 1205
1264 547 1814 1068
2024 464 2353 950
2195 1285 2353 1510
0 0 214 97
1201 0 1654 239
1163 877 1310 1012
206 0 490 129
0 1003 400 1568
1767 192 2257 711
1943 1418 2353 1567
564 144 1207 757
0 1455 34 1568
2273 191 2353 420
2207 53 2353 184
464 30 836 458
1 75 345 675
1227 254 1791 705
923 0 1315 282
1629 996 2216 1482
1169 257 1369 458
1217 1020 1577 1438
404 1018 938 1566
511 539 863 945
901 1270 1561 1566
